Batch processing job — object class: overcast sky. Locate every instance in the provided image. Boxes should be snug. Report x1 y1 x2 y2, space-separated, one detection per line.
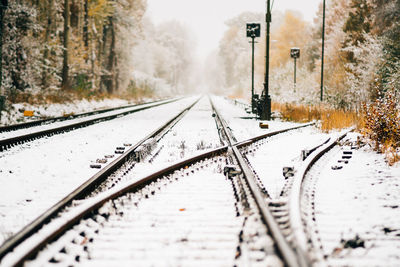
146 0 322 60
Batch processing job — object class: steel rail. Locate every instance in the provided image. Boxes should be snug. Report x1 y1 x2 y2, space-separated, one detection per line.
209 96 310 267
0 98 172 133
234 122 315 149
289 128 353 265
0 97 200 262
0 145 228 267
0 98 180 152
2 96 317 266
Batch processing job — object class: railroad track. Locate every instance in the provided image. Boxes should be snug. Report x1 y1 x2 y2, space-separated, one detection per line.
0 98 172 134
286 128 400 267
0 95 341 266
0 97 200 262
0 98 180 152
301 135 400 267
289 129 354 266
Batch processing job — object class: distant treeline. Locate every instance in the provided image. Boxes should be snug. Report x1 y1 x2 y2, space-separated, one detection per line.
210 0 400 109
1 0 146 101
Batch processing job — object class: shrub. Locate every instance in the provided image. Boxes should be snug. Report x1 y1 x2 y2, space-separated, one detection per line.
362 89 400 164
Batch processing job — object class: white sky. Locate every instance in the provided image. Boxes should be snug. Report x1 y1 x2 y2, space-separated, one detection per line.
146 0 322 60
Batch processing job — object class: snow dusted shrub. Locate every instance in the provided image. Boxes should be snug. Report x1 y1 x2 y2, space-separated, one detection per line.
270 62 319 104
124 71 174 99
343 34 383 109
362 89 400 164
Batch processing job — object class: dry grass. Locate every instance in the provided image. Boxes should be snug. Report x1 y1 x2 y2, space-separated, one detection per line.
273 101 399 164
272 102 321 123
272 102 360 132
10 90 147 105
320 109 361 132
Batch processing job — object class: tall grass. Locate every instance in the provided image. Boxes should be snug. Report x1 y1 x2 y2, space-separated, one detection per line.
272 102 360 132
272 99 399 164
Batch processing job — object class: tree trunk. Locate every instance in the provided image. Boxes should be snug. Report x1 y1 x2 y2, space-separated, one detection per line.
100 16 117 94
105 17 116 94
61 0 70 90
83 0 88 48
42 0 54 88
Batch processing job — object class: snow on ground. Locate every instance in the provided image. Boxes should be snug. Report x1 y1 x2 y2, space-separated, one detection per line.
0 97 196 245
1 95 400 267
48 165 244 267
0 98 176 140
304 132 400 266
0 97 153 126
246 127 329 198
210 96 301 142
211 96 400 266
123 97 222 180
89 96 224 195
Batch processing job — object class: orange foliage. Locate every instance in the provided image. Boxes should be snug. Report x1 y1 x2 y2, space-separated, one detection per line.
270 11 309 68
272 102 359 132
361 91 400 164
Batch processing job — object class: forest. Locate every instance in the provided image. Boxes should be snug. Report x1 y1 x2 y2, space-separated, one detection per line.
0 0 399 160
209 0 399 162
0 0 196 103
213 0 399 110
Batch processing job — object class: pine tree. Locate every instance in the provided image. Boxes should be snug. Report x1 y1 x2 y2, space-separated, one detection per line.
343 0 372 62
371 0 400 95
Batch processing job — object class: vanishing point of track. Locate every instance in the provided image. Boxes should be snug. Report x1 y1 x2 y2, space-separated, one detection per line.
0 96 353 267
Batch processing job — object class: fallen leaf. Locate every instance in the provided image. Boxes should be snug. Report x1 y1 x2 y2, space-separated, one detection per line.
80 237 88 245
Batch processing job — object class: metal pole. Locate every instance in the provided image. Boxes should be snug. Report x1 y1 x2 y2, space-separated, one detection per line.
261 0 272 120
320 0 326 101
294 57 297 92
251 37 255 110
264 0 270 97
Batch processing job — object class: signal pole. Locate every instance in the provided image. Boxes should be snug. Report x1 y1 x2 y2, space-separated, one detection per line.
251 36 255 105
320 0 326 101
261 0 272 120
290 48 300 92
246 23 260 113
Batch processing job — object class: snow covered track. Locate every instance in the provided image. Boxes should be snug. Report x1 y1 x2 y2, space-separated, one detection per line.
0 98 179 152
288 129 353 266
0 99 171 134
0 97 199 263
1 96 328 266
210 97 310 267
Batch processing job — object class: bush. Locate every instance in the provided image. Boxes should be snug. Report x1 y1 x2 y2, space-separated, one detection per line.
362 89 400 163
